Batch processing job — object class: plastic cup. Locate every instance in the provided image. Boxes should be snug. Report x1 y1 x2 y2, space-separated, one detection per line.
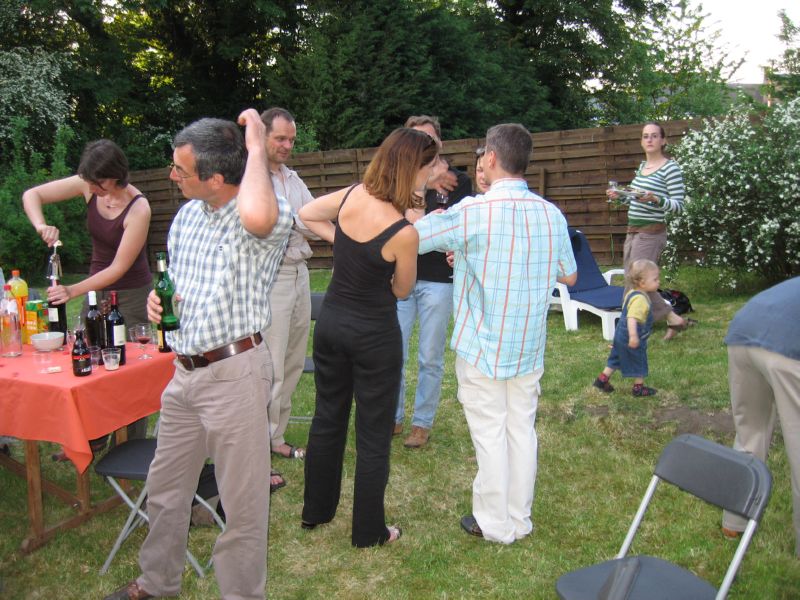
33 350 52 373
89 346 101 368
101 347 121 371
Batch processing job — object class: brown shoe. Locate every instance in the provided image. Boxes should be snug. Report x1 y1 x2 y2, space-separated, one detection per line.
403 426 430 448
393 423 404 436
722 527 742 539
103 580 155 600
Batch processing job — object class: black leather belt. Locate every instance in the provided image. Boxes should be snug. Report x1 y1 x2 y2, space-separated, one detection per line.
176 332 262 371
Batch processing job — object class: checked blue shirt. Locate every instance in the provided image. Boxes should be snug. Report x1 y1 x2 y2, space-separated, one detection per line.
415 179 576 379
165 195 292 356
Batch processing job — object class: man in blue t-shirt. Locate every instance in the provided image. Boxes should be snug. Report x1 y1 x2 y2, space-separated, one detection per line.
721 277 800 557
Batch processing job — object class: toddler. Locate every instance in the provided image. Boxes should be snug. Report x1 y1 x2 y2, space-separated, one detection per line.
593 259 660 397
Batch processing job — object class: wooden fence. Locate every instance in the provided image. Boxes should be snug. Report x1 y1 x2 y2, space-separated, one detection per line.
131 118 701 268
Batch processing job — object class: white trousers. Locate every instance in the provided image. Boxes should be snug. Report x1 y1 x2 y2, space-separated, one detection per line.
456 357 543 544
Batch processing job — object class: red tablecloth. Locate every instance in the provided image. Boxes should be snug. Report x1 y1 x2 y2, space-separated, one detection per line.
0 343 174 472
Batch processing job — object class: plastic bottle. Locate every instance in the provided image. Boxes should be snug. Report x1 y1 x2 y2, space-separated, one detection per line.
8 270 28 327
1 284 23 357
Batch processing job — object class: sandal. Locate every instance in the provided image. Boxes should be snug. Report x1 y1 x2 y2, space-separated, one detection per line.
272 444 305 459
664 317 698 339
270 470 287 494
632 385 657 397
385 525 402 544
592 377 614 393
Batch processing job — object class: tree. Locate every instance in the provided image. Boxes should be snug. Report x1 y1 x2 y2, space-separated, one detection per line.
268 0 557 149
765 10 800 102
491 0 666 129
594 0 742 124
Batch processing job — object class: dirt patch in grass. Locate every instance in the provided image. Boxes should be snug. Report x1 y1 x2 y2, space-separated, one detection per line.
651 406 734 436
585 405 734 436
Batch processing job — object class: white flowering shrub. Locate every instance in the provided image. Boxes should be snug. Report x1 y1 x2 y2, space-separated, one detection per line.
667 98 800 285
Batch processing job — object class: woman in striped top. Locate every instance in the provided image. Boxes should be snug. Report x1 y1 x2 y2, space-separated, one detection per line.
608 122 693 340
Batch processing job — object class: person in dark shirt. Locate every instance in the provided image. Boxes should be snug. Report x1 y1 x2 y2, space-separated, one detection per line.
394 115 473 448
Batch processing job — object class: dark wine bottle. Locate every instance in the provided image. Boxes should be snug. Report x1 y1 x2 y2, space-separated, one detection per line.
154 251 178 353
85 291 105 349
71 328 92 377
105 290 126 365
46 300 68 337
46 246 68 337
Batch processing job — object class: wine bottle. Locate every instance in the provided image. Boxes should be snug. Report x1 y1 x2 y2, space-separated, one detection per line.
85 291 105 349
46 252 68 337
46 301 68 337
71 328 92 377
105 290 126 365
154 251 179 353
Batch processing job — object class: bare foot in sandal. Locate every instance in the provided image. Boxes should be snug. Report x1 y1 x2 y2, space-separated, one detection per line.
385 525 402 544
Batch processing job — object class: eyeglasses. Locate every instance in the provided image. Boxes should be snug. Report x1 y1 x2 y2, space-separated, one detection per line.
169 163 198 180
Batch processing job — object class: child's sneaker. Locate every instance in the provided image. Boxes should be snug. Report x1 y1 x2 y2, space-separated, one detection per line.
632 385 657 397
592 377 614 393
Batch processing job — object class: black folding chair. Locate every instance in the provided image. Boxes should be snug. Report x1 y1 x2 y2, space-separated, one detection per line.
94 421 225 576
555 434 772 600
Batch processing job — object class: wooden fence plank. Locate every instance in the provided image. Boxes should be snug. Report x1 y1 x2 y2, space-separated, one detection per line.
131 119 702 269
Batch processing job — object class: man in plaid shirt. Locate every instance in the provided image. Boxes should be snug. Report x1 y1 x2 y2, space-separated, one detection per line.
414 123 577 544
104 109 291 600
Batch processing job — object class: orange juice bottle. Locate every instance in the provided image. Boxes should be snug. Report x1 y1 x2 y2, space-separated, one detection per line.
24 300 39 344
8 270 28 327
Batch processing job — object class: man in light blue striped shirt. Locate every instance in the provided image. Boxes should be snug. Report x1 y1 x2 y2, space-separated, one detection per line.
415 123 577 545
104 110 291 600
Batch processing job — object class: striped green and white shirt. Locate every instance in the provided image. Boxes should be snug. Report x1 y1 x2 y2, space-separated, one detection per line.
626 159 685 227
165 195 292 355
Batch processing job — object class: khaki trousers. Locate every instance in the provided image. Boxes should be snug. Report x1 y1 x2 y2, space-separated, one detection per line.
263 262 311 449
456 357 543 544
722 345 800 556
623 230 672 321
137 342 272 599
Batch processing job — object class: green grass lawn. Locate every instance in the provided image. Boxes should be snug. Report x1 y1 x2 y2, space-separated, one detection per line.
1 267 797 599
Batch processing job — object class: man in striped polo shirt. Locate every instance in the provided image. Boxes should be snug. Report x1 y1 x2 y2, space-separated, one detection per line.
414 123 577 544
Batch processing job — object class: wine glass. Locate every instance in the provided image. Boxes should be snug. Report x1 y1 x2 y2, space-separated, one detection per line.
435 191 449 209
130 323 153 360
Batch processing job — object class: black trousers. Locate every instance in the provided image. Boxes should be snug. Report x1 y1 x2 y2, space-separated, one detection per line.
302 301 401 547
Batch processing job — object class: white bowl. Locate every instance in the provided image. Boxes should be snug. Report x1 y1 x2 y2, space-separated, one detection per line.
31 331 65 352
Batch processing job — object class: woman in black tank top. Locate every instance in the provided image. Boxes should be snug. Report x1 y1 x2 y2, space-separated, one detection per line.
299 128 439 547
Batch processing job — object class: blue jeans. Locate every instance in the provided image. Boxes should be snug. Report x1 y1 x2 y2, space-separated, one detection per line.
395 280 453 429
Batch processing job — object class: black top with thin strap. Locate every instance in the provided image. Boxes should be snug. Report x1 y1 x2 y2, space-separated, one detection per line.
86 193 152 289
325 186 409 315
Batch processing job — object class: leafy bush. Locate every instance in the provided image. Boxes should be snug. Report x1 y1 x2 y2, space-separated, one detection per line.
0 119 92 285
666 98 800 286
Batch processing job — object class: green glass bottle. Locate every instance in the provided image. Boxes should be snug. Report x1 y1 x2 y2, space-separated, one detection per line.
154 252 179 352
